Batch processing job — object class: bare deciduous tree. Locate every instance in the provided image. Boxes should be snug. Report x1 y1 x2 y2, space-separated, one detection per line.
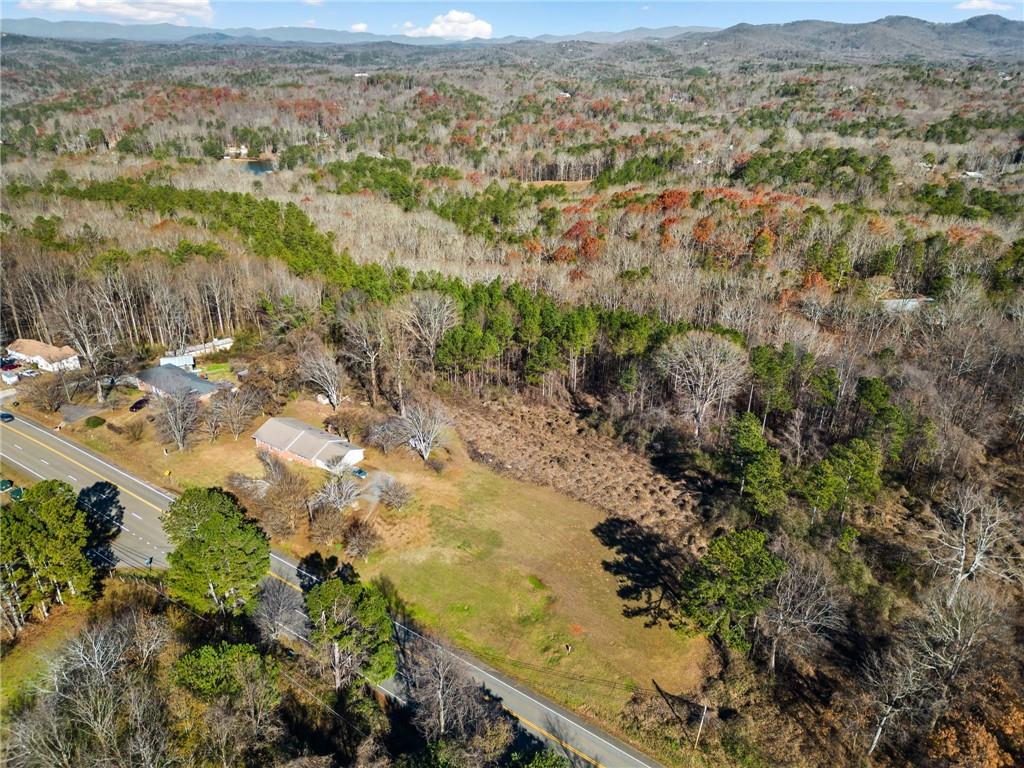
365 419 406 455
343 517 380 561
863 641 932 756
155 390 201 451
124 609 171 669
7 613 174 768
384 310 414 416
19 373 67 413
211 387 260 440
379 476 414 511
310 505 345 546
927 486 1020 606
233 652 285 745
401 291 460 373
297 338 345 410
307 476 360 521
408 640 489 742
123 418 146 443
230 451 308 536
761 551 845 673
908 584 1000 728
655 331 748 439
400 402 449 462
254 577 310 644
339 307 389 407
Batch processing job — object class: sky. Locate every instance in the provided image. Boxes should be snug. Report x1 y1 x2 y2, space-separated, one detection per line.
2 1 1021 38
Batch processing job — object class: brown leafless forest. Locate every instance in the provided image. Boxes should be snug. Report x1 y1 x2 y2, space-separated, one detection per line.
1 21 1023 768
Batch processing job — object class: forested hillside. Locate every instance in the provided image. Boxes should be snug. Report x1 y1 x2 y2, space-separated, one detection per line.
1 24 1022 768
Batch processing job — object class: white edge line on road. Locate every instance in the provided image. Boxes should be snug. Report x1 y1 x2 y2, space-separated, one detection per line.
270 552 326 583
2 450 133 536
392 620 659 768
10 417 176 502
1 451 46 480
4 425 660 768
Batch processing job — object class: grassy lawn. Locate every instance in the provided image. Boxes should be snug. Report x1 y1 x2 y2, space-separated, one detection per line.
0 603 90 722
0 463 38 495
10 393 708 760
360 440 708 741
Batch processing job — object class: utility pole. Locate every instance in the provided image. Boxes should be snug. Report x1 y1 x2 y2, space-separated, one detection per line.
694 703 708 749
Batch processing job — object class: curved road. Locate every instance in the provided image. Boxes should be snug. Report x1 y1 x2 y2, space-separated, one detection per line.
0 412 663 768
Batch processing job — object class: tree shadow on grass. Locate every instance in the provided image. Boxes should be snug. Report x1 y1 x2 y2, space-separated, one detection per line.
592 515 692 629
372 575 424 698
77 481 124 570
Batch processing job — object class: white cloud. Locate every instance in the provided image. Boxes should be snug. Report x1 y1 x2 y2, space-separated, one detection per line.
350 22 368 33
402 9 492 40
300 0 322 6
18 0 213 24
954 0 1012 9
299 18 316 28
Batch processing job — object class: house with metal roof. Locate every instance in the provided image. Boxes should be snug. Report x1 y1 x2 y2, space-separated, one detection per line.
253 417 364 470
136 364 219 400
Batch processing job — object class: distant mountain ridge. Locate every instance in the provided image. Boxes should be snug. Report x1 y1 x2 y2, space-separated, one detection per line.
1 14 1021 60
675 14 1023 61
0 17 718 46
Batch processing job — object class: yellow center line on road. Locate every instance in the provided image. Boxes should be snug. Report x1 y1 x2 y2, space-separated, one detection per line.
2 424 165 514
268 568 605 765
509 711 603 767
7 428 299 602
269 570 303 591
5 427 612 767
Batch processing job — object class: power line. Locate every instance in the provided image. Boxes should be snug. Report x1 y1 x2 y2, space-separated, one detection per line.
391 620 658 695
87 547 373 737
72 474 657 698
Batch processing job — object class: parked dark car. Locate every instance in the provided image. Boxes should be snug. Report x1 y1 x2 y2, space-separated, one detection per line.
352 467 368 479
0 363 20 371
129 398 150 413
0 412 14 423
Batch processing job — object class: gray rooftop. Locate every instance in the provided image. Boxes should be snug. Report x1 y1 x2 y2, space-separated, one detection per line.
253 417 361 465
137 364 218 397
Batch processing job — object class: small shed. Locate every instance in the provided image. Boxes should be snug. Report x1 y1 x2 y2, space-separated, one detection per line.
6 339 81 372
179 337 233 358
253 417 364 470
159 354 196 370
137 364 218 401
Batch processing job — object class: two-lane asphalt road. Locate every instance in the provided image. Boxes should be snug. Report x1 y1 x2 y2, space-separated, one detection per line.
0 413 663 768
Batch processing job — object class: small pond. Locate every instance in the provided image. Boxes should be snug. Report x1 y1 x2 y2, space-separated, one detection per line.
244 160 275 175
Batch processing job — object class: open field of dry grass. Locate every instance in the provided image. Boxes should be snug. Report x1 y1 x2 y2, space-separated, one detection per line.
361 438 708 731
8 391 708 752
